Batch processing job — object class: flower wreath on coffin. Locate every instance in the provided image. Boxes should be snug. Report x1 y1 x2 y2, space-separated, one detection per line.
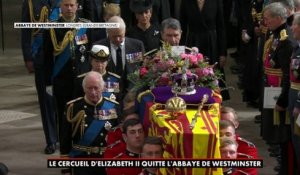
128 42 224 118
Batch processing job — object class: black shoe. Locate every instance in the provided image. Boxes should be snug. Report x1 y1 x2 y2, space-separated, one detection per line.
44 144 56 154
254 115 261 123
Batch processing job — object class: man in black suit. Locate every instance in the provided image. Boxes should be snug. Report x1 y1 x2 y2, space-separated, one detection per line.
94 16 145 93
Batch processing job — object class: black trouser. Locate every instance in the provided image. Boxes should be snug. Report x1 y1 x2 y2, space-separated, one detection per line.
53 78 73 144
34 66 57 146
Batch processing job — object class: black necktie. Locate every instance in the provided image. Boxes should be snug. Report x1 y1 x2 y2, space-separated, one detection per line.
116 47 123 76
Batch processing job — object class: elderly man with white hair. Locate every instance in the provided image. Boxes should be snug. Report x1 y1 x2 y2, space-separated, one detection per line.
94 16 145 92
60 71 120 175
262 2 296 174
74 45 123 102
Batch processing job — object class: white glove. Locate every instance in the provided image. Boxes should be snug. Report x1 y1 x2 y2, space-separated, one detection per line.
241 30 251 43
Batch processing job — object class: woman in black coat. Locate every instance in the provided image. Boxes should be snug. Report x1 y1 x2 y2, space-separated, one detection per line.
180 0 229 100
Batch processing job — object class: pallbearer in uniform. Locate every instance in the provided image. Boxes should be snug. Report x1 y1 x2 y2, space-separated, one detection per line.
106 118 144 175
60 71 120 175
288 12 300 175
220 137 249 175
74 45 122 102
104 109 139 158
139 136 164 175
21 0 61 154
219 120 258 175
43 0 92 144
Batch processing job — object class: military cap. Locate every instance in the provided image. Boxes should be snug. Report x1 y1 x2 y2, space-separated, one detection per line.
130 0 153 13
89 45 110 61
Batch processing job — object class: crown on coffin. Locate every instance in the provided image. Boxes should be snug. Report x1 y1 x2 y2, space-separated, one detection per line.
171 72 198 95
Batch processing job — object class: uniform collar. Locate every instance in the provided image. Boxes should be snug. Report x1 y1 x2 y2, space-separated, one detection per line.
84 96 103 106
126 149 140 157
272 22 287 35
59 15 78 22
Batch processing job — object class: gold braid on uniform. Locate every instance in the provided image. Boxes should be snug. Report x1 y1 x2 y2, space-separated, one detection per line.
28 0 49 36
66 103 86 137
251 8 257 22
50 28 76 56
262 35 273 62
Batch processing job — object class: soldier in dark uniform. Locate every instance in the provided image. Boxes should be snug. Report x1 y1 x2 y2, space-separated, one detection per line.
21 0 61 154
238 0 263 107
74 45 122 102
288 12 300 175
261 2 296 174
106 118 144 175
60 71 120 175
127 0 161 52
43 0 93 146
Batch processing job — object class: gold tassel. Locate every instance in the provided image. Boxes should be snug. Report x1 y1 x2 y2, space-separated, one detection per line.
28 0 49 36
285 111 290 125
66 103 85 137
273 110 280 125
50 28 76 56
263 36 273 63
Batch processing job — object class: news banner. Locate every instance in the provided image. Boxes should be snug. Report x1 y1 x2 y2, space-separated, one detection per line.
14 22 119 28
48 158 263 168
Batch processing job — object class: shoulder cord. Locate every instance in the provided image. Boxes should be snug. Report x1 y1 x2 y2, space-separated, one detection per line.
50 28 76 56
28 0 49 36
66 103 86 137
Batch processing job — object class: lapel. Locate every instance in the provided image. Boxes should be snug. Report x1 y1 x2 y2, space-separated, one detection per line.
124 37 131 55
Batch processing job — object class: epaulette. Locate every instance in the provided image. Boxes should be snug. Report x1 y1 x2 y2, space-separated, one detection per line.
108 71 121 79
77 72 87 78
236 169 249 175
237 137 256 148
104 97 119 105
238 152 253 159
280 29 288 41
113 152 123 158
79 18 90 23
107 140 122 149
67 97 83 105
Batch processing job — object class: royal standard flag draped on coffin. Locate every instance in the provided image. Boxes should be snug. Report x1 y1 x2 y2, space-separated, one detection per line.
148 103 223 175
